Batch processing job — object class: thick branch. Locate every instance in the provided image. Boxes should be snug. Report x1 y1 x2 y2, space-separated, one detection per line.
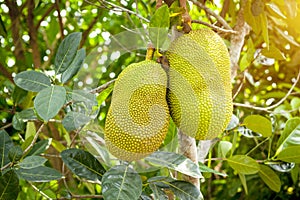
27 0 41 69
178 130 200 188
0 62 13 82
80 14 101 48
229 1 251 79
5 0 26 63
55 0 64 38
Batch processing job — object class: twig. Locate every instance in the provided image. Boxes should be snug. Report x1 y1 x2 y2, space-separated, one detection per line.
36 4 56 29
232 73 246 100
29 182 53 200
57 194 103 199
80 14 101 48
55 0 64 39
233 69 300 112
0 123 12 130
190 0 232 30
90 79 115 94
23 123 45 155
96 0 149 22
192 20 237 34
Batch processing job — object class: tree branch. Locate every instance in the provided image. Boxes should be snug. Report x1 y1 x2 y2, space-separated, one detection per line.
5 0 26 64
90 79 115 94
36 4 56 29
190 0 232 31
27 0 41 69
0 62 13 82
80 14 101 48
55 0 64 39
229 0 251 79
192 20 237 34
233 68 300 112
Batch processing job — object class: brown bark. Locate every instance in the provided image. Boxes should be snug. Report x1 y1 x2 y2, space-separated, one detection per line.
0 62 13 82
5 0 25 64
27 0 41 69
229 0 251 79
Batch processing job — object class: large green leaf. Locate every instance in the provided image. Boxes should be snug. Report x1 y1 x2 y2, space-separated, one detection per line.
12 113 26 131
276 146 300 163
258 165 281 192
19 156 47 169
34 85 66 121
15 166 62 182
148 177 202 200
61 48 86 83
54 32 82 74
62 111 91 132
218 141 232 158
27 139 52 156
149 5 170 50
276 117 300 155
14 71 51 92
243 115 272 137
227 155 260 174
238 173 248 195
61 148 105 181
149 183 168 200
102 165 142 200
8 146 23 162
167 181 202 200
145 151 202 178
0 130 14 169
0 170 19 200
69 89 97 111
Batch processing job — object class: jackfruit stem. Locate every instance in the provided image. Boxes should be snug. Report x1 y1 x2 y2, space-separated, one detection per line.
146 43 155 61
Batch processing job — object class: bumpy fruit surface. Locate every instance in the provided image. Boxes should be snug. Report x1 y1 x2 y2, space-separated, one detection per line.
166 29 232 140
104 60 170 161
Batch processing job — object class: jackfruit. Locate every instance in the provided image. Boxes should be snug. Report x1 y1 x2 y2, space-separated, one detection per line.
104 60 170 161
166 29 232 140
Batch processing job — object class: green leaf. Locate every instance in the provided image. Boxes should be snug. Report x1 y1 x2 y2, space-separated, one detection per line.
102 165 142 200
19 156 47 169
18 108 37 121
25 122 36 140
227 155 260 174
96 83 114 105
261 46 286 60
258 164 281 192
0 15 7 37
61 148 105 181
12 86 28 105
8 146 23 162
69 89 97 111
62 111 91 132
243 115 272 137
79 123 110 166
218 141 232 158
27 139 52 156
226 114 239 130
149 183 168 200
149 5 170 50
145 151 202 178
276 146 300 163
0 170 19 200
291 164 299 184
54 32 82 74
198 162 227 177
276 117 300 155
0 130 14 169
260 12 269 47
61 48 86 83
14 71 51 92
267 161 295 172
167 181 202 200
15 166 62 182
34 85 66 121
12 113 26 131
290 97 300 111
238 173 248 195
162 118 177 152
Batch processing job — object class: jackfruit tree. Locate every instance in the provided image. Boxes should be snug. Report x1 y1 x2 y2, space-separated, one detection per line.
1 0 300 199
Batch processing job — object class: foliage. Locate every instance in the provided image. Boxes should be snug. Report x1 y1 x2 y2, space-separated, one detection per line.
1 0 300 199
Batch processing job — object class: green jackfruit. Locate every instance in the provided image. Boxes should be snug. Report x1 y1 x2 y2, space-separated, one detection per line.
166 29 233 140
104 60 170 161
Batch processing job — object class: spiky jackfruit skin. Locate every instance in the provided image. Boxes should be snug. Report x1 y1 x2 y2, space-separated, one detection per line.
166 29 233 140
104 60 170 161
